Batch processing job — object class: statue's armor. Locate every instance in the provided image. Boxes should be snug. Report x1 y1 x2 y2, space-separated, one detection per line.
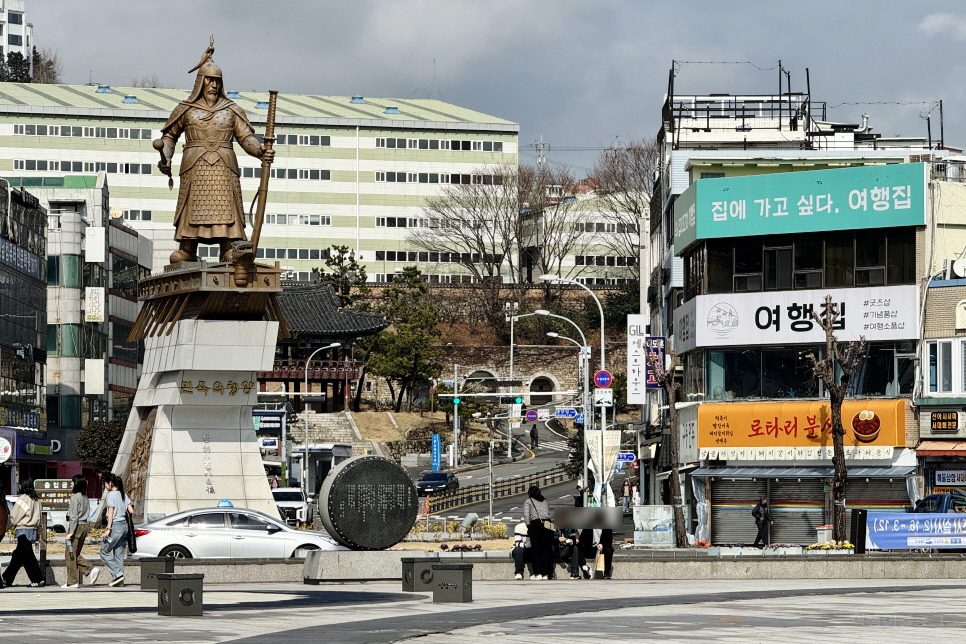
164 100 256 241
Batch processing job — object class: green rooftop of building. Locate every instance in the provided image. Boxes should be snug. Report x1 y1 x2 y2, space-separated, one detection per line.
0 82 517 130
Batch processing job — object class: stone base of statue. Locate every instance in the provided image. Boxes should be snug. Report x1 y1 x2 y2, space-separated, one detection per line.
114 262 288 523
113 318 279 522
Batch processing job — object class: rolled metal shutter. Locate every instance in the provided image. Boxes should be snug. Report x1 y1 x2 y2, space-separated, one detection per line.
769 480 826 545
845 478 911 537
710 479 765 545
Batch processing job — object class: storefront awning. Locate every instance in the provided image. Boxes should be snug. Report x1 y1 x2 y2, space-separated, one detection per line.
916 441 966 456
691 466 916 478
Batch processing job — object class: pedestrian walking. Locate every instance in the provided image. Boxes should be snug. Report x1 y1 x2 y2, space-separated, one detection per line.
63 476 98 588
99 474 133 587
752 496 773 547
621 480 632 512
1 478 45 587
523 485 553 580
529 424 539 449
573 484 584 507
0 479 8 545
631 482 641 507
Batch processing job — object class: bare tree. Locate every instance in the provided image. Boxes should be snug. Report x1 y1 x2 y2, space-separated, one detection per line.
30 47 62 84
518 164 598 307
131 74 163 88
805 295 866 542
646 347 688 548
411 163 523 285
590 139 660 279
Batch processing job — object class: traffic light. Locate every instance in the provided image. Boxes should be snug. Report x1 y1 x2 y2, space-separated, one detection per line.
514 396 523 404
453 397 461 405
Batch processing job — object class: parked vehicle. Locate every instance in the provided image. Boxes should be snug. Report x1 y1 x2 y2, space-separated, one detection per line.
416 472 459 496
131 506 347 559
5 494 68 533
272 487 312 525
913 490 966 513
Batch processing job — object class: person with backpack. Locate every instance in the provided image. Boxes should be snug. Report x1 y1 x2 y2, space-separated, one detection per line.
529 424 539 449
1 478 46 587
752 496 773 547
99 474 134 587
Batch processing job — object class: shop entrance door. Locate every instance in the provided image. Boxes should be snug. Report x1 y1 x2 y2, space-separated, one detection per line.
710 479 766 544
770 479 826 544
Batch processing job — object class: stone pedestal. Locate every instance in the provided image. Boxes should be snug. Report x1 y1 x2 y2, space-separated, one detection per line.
114 319 279 522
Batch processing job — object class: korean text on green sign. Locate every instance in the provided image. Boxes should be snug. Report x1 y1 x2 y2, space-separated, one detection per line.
673 162 928 253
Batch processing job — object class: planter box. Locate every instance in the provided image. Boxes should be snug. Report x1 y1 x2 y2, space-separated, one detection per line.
805 549 853 556
762 546 804 556
708 547 763 556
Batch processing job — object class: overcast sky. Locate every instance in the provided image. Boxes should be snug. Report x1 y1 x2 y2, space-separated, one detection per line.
29 1 964 173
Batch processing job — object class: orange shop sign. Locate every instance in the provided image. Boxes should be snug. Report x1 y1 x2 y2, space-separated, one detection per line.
697 399 906 461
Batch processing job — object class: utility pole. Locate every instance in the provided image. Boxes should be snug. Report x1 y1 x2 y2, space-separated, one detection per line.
532 135 548 170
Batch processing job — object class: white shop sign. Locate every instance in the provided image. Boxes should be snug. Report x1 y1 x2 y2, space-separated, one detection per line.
935 469 966 486
673 285 918 352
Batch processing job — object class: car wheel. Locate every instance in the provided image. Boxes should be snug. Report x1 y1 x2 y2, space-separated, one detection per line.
159 545 192 559
292 544 320 558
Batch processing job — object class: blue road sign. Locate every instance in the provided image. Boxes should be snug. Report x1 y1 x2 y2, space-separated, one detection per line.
575 413 585 424
617 451 636 463
594 370 613 388
431 434 442 472
554 407 577 419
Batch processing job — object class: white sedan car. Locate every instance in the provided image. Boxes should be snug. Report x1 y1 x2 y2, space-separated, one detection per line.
132 507 348 559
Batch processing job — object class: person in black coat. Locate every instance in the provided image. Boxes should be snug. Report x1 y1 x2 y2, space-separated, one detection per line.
752 497 773 547
578 528 614 579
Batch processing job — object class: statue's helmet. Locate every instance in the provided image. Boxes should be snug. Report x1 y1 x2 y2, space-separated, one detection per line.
197 59 222 80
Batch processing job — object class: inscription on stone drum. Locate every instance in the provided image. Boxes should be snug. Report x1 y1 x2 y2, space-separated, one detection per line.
319 456 418 550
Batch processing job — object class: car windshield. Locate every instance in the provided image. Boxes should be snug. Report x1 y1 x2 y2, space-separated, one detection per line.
421 473 448 482
273 491 304 502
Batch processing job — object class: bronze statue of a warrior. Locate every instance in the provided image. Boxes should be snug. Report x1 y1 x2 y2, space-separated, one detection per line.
155 39 275 265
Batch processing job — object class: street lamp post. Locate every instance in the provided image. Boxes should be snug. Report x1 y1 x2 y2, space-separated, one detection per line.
547 331 591 504
505 308 549 458
303 341 341 498
539 274 608 505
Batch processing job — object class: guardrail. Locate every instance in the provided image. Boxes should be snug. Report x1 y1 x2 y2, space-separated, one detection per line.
428 464 575 514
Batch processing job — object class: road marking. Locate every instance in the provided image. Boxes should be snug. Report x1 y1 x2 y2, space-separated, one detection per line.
538 440 568 452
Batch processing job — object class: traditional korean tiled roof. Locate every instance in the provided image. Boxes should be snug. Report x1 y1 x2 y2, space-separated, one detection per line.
278 284 388 339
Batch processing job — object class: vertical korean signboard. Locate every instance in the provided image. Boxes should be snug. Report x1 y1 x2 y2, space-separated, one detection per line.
431 434 441 472
85 287 105 323
626 315 647 404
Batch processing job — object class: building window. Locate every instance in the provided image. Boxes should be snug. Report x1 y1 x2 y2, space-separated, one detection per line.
929 341 954 393
7 34 21 46
8 12 23 25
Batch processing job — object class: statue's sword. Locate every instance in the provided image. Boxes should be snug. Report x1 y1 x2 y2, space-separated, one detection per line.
249 90 278 255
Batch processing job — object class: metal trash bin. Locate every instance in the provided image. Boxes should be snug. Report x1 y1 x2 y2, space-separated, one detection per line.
157 573 204 617
140 557 175 590
431 563 472 603
401 557 436 592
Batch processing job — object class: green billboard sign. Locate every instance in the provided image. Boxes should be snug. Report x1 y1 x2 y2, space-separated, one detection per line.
673 162 928 253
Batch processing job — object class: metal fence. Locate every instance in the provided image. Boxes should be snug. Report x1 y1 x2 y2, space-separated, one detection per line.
428 464 575 514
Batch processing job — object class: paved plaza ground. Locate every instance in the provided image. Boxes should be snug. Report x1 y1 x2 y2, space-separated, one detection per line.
0 578 963 643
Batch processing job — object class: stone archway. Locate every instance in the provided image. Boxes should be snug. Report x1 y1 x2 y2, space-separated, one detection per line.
529 375 558 406
466 370 498 392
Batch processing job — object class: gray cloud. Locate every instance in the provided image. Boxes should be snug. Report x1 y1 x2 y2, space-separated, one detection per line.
27 1 962 171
